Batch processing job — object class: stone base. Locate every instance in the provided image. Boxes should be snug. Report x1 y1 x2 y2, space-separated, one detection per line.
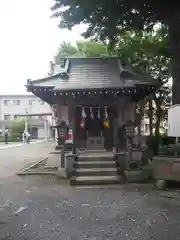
156 180 167 190
57 168 67 178
55 145 60 150
45 153 61 169
125 170 149 183
55 144 72 152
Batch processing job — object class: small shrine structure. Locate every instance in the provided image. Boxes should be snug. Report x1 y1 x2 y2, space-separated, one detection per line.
26 57 158 154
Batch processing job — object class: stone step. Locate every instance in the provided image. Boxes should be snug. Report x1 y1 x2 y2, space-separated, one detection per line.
75 168 118 177
79 151 113 156
78 156 114 162
76 161 116 169
71 175 121 185
76 167 117 172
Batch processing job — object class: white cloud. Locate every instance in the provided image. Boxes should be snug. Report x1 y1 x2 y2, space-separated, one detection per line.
0 0 86 94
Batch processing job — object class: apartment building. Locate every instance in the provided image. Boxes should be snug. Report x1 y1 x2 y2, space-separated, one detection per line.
0 94 54 139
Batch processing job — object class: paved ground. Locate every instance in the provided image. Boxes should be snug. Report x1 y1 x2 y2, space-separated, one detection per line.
0 143 180 239
0 141 54 178
0 139 47 150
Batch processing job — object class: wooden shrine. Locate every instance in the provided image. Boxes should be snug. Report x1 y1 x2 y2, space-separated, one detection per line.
26 57 159 154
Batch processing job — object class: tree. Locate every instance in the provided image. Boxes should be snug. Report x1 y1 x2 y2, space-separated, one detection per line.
51 0 179 104
76 41 108 57
114 30 170 139
54 40 109 64
54 41 78 64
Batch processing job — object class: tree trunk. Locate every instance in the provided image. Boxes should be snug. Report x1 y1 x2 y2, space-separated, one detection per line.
155 108 161 138
154 104 162 154
148 99 153 136
136 101 144 146
167 15 180 105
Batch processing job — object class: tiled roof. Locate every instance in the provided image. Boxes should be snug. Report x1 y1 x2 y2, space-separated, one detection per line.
27 57 157 91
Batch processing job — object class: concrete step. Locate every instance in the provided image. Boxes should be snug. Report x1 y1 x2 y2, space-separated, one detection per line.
78 156 114 162
76 161 116 169
75 168 118 177
79 151 113 156
71 175 121 185
76 168 117 172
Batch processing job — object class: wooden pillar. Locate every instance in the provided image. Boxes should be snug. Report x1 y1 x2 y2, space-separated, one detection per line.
113 118 119 152
68 102 77 155
117 98 126 150
53 103 61 149
72 105 77 155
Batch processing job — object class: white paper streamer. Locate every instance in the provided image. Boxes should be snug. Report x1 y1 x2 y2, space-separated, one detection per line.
105 106 108 119
90 107 93 119
81 107 86 118
97 107 100 119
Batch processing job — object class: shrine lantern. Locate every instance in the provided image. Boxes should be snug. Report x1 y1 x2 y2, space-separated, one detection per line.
56 120 68 146
125 120 135 138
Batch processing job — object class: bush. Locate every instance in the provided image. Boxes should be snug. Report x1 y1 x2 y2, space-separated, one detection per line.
146 135 178 155
146 136 159 154
158 143 180 156
161 136 176 146
11 119 25 135
0 135 21 142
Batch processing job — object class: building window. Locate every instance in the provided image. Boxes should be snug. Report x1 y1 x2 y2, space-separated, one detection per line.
38 116 44 120
13 100 20 105
29 99 35 105
4 114 11 120
4 100 10 106
38 99 44 105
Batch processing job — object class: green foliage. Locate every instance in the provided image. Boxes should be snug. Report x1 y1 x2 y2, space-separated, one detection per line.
158 144 180 156
0 135 21 142
10 119 25 136
161 136 176 146
51 0 180 104
51 0 177 42
54 41 78 63
114 30 171 143
54 40 109 64
76 41 108 57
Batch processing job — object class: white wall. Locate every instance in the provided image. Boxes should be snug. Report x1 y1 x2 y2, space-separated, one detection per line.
168 104 180 137
38 127 45 139
0 95 52 121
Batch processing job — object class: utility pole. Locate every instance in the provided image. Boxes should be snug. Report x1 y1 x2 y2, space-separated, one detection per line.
24 108 28 133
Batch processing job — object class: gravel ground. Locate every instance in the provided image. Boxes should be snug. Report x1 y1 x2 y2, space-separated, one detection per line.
0 142 180 239
0 176 180 240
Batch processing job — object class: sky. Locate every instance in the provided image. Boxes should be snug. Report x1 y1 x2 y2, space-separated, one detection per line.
0 0 86 94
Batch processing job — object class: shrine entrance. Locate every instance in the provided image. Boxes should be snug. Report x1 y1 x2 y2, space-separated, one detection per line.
75 106 114 151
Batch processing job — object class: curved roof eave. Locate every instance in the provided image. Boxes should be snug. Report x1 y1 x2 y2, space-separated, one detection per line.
26 72 66 85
